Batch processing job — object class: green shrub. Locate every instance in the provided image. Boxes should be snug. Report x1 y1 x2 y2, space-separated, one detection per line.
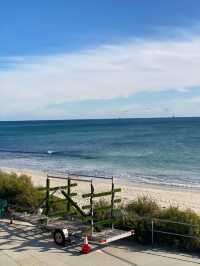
156 207 200 250
126 196 160 218
109 196 200 251
93 199 111 220
122 196 160 243
48 196 69 216
0 171 43 209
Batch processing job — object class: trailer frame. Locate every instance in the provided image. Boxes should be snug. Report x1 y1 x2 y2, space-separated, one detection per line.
11 172 134 248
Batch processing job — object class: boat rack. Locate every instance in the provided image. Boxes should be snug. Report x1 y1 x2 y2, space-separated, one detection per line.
11 172 134 247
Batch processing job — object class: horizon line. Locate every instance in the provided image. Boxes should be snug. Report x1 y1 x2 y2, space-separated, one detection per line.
1 115 200 123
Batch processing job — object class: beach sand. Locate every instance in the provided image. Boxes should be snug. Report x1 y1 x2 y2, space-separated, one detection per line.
1 166 200 213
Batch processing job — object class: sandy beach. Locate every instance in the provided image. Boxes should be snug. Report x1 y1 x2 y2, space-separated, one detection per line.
1 166 200 214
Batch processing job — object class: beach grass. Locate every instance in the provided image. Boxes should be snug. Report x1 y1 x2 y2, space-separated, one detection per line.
95 196 200 251
1 170 200 251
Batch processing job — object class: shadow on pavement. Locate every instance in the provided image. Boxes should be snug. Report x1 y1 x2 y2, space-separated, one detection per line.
1 220 200 265
108 238 200 265
0 221 82 256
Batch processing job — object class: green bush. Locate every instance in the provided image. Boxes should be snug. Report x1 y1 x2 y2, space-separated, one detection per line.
121 196 160 243
0 171 43 209
126 196 160 218
93 195 200 251
0 171 71 215
48 196 69 217
93 199 111 220
156 207 200 250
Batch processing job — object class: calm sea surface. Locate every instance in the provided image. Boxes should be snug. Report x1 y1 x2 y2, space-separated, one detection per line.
0 118 200 188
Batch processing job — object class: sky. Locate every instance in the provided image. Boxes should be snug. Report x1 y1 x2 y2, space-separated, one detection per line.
1 1 200 120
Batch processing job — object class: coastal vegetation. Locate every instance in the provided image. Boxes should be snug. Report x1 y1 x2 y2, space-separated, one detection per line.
116 197 200 251
0 171 43 208
1 171 200 251
0 171 68 214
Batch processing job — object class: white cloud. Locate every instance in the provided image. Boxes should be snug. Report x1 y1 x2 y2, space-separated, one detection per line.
1 32 200 119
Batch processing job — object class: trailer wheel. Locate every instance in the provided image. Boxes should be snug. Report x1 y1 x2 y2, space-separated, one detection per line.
53 229 66 246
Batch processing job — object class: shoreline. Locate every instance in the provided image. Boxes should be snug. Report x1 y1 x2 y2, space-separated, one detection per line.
1 166 200 213
1 165 200 192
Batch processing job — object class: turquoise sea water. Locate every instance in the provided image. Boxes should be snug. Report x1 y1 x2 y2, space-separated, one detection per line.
0 118 200 188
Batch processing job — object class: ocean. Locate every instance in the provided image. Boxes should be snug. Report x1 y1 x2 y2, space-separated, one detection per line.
0 117 200 188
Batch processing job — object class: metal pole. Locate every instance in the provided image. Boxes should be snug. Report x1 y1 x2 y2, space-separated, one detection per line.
45 178 50 224
67 177 71 213
90 180 94 236
111 176 114 230
151 219 154 245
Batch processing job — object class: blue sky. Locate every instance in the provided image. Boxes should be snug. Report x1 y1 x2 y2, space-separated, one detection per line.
1 0 200 120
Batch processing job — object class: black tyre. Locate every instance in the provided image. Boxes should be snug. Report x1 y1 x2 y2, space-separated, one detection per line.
53 229 66 246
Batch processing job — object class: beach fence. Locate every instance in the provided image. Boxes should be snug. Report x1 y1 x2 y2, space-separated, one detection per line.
133 216 200 246
152 218 200 243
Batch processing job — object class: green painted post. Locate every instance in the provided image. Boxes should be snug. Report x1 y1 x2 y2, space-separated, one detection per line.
67 177 71 213
45 178 50 222
90 180 94 236
111 176 115 229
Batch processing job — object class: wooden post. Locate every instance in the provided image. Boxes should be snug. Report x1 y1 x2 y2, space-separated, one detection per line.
67 177 71 213
111 176 114 230
90 180 94 236
45 178 50 223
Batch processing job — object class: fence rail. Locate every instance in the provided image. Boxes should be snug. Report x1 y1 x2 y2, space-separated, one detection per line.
138 216 200 244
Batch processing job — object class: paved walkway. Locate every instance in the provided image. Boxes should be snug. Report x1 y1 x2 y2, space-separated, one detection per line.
0 220 199 266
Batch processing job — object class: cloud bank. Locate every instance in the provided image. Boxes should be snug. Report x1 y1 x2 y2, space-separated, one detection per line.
1 32 200 119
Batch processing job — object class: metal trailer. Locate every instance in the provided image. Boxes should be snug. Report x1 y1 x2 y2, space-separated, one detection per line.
11 173 134 249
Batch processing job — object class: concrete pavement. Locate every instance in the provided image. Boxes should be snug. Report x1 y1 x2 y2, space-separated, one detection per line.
0 219 199 266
